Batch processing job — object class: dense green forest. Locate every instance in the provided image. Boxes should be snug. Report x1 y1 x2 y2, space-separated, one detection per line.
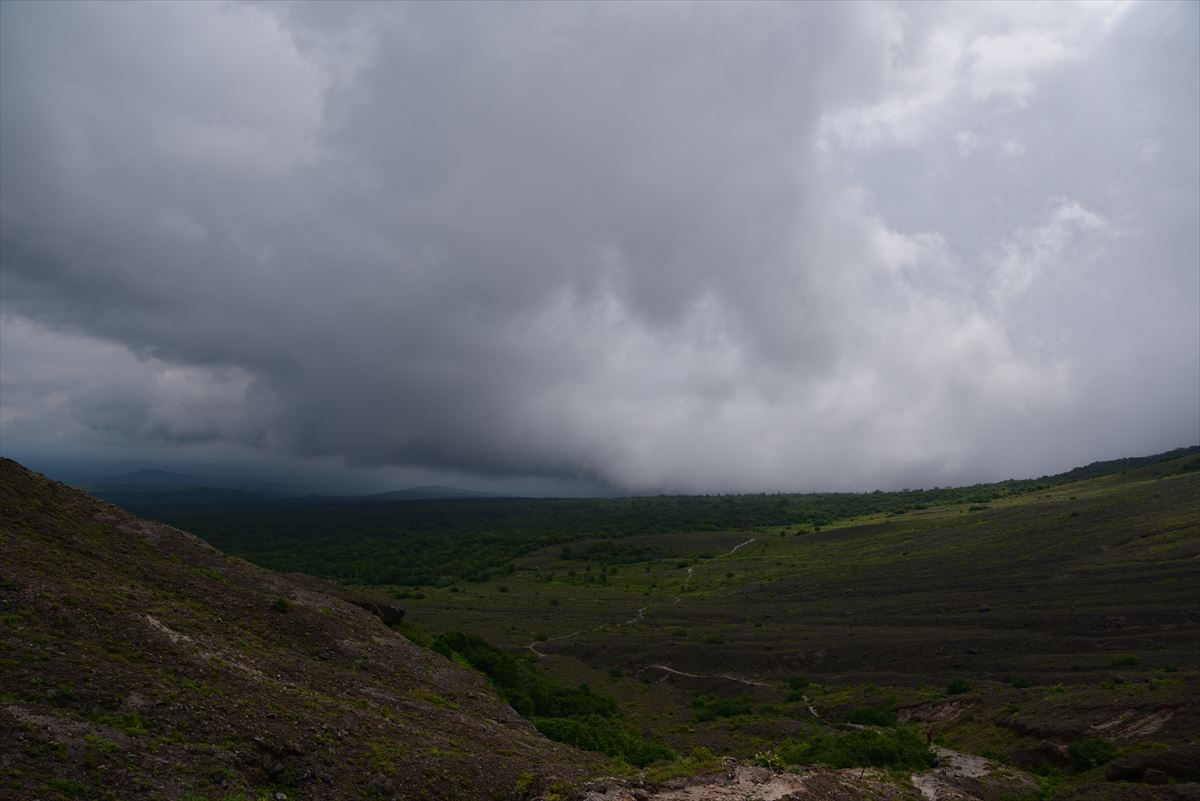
100 447 1199 587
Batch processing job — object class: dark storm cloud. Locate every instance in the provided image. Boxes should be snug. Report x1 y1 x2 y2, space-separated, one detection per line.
2 1 1197 492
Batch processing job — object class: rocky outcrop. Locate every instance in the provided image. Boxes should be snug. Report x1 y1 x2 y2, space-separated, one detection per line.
347 598 405 626
1105 744 1200 784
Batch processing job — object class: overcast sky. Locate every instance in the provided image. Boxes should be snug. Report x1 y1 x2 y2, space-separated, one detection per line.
1 1 1197 495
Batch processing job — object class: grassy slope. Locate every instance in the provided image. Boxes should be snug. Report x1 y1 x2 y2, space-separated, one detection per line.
396 458 1200 795
0 459 598 801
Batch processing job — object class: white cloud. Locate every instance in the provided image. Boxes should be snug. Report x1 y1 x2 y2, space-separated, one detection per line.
1138 138 1161 165
1000 139 1026 157
820 25 965 148
1 1 1195 492
0 314 256 447
968 29 1072 106
986 198 1111 304
955 130 981 158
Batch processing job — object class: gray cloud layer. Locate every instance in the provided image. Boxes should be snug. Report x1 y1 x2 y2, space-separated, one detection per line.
2 1 1197 492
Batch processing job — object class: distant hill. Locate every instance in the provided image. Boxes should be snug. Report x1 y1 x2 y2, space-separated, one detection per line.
0 458 595 799
1044 444 1200 482
90 468 304 499
95 467 203 489
364 484 515 501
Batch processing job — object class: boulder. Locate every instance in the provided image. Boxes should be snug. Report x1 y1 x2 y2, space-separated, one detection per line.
1106 745 1200 784
349 599 405 627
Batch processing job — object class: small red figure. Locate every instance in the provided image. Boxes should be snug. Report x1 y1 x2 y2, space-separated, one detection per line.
925 724 934 746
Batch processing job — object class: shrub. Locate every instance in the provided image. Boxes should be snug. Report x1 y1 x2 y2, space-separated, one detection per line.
777 727 935 770
431 630 669 767
1068 738 1116 771
752 748 785 769
514 771 535 797
97 711 146 735
47 779 85 798
643 746 721 782
270 597 290 613
945 678 971 695
693 692 753 722
787 676 810 690
1010 676 1031 688
846 708 897 727
532 715 672 767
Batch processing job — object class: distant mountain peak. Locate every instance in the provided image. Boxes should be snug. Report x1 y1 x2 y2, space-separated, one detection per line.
365 484 511 501
98 468 201 487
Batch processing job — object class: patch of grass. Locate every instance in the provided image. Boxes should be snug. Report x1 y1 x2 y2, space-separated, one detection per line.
412 690 459 710
97 711 147 735
945 677 971 695
47 777 86 797
84 733 117 752
642 746 721 781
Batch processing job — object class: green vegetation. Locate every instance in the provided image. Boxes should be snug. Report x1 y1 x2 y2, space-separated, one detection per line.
642 746 722 781
692 692 754 722
47 777 87 797
1067 738 1116 771
846 707 897 726
96 711 147 735
945 678 971 696
772 727 935 771
429 631 672 767
104 446 1200 588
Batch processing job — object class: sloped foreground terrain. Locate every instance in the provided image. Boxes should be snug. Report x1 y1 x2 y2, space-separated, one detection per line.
0 459 598 800
3 455 1198 801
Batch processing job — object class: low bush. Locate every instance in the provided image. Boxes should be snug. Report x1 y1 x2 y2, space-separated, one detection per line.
532 716 673 767
945 677 971 695
846 707 897 727
693 692 753 722
777 727 935 770
1067 738 1116 771
431 630 669 767
642 746 721 781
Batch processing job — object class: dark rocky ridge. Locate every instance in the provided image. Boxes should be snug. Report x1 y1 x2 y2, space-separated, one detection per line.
0 458 598 800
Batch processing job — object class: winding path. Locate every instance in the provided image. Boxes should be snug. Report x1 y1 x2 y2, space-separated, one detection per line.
527 629 581 657
721 537 757 557
643 664 773 688
527 535 760 658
